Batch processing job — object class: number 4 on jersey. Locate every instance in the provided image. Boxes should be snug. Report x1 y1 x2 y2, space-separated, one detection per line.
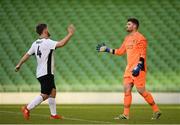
37 46 42 58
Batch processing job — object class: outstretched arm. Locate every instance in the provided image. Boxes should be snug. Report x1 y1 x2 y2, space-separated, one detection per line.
15 53 30 72
96 41 126 56
114 41 126 56
55 24 75 48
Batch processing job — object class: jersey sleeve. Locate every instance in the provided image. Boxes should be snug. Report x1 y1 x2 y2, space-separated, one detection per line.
114 40 126 56
137 38 147 59
27 43 35 55
48 39 58 50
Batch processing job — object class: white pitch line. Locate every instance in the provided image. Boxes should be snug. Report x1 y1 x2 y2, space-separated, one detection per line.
1 106 180 109
0 110 113 124
63 117 113 124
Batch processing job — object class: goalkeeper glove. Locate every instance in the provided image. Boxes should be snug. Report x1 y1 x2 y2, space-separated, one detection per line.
96 43 111 52
132 57 145 77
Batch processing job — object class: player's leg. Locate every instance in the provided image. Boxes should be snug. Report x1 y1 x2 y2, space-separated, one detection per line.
21 75 50 120
137 87 159 111
22 93 48 120
27 93 48 110
114 77 134 120
136 87 161 119
47 75 62 119
48 88 57 116
26 93 48 109
134 71 161 119
123 82 134 117
48 88 62 119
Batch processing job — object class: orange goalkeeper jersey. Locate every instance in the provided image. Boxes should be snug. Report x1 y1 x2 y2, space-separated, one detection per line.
115 31 147 77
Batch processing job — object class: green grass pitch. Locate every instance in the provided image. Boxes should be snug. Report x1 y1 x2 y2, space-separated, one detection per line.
0 104 180 124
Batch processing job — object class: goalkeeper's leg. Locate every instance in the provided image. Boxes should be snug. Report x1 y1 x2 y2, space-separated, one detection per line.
114 77 134 120
123 82 133 117
137 87 161 119
135 73 161 119
138 88 159 111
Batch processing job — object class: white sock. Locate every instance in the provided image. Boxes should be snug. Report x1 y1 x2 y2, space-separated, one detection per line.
48 97 57 116
27 95 43 110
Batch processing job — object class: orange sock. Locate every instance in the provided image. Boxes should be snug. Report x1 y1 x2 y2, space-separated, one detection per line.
123 91 132 116
141 91 159 112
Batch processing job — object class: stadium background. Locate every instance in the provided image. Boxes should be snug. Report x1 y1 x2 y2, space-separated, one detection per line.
0 0 180 124
0 0 179 93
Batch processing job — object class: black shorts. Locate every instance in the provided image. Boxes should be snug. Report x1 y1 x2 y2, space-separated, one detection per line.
37 74 56 95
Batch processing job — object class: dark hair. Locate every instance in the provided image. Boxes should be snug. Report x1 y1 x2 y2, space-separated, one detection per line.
36 23 47 35
127 18 139 29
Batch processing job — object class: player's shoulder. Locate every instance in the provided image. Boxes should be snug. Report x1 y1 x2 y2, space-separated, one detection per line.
45 38 57 43
31 39 42 46
136 32 147 41
30 39 38 46
32 38 57 47
34 38 53 44
35 39 43 43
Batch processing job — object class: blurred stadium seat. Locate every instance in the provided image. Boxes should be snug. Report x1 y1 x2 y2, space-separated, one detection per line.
0 0 179 92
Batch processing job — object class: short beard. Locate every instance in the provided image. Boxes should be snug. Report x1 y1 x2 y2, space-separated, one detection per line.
126 29 130 32
47 32 51 37
126 29 132 32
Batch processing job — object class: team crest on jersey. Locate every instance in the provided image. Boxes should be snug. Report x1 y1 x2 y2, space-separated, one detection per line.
132 39 137 44
127 40 136 49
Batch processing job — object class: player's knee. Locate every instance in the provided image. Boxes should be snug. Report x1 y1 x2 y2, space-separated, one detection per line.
41 94 49 100
50 88 56 98
124 89 132 97
137 87 146 95
138 90 148 97
124 83 133 93
50 94 56 98
138 90 144 96
124 91 131 96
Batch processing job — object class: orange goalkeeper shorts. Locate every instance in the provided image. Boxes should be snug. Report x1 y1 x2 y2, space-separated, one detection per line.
123 71 146 88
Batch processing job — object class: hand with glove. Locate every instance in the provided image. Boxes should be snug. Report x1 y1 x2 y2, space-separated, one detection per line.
132 57 145 77
96 43 110 52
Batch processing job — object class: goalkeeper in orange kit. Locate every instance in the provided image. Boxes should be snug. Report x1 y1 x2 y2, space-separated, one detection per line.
96 18 161 120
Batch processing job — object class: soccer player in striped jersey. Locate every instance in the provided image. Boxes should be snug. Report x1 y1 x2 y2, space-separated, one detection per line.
96 18 161 120
15 23 75 120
